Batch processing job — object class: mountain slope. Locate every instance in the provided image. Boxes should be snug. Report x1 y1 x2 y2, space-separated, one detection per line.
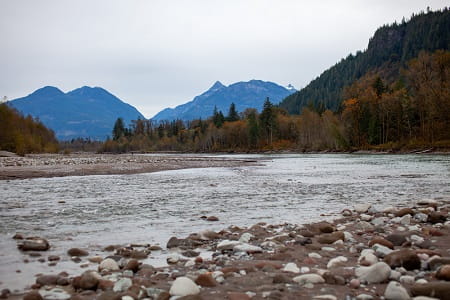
152 80 296 121
9 86 145 140
279 8 450 114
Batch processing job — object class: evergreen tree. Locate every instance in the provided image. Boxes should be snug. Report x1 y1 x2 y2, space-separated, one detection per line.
226 102 239 122
112 117 125 140
247 109 259 148
259 98 276 145
212 106 225 128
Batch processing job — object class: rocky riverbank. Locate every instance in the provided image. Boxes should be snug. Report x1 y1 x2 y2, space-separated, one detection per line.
0 154 258 180
3 199 450 299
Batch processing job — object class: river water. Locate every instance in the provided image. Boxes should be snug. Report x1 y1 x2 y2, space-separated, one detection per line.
1 153 449 292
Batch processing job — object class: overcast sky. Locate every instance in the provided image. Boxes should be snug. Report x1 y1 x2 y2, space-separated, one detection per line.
1 1 448 118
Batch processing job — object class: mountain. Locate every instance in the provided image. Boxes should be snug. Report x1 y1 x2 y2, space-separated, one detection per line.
279 8 450 114
9 86 145 140
152 80 296 121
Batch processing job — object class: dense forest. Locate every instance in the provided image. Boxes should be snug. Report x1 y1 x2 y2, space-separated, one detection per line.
0 104 59 155
101 50 450 153
279 8 450 114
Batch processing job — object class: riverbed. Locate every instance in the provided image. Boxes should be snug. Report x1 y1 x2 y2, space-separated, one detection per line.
0 153 449 293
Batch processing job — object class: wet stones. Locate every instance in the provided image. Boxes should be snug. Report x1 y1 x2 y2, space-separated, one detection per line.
18 237 50 251
354 204 372 213
68 248 89 257
166 236 201 249
79 271 100 290
23 291 44 300
384 249 421 270
124 259 140 273
36 274 59 286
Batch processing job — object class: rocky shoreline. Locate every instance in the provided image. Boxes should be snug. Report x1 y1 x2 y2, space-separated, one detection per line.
3 199 450 300
0 154 259 180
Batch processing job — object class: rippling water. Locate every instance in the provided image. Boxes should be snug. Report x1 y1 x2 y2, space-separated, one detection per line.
1 153 449 292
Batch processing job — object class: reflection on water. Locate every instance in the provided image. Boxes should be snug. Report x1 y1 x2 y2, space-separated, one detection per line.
0 153 449 291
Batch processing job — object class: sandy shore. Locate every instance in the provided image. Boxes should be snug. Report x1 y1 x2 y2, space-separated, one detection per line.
4 199 450 300
0 153 259 180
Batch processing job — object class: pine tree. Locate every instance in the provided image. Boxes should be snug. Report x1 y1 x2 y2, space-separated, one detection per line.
226 103 239 122
112 118 125 140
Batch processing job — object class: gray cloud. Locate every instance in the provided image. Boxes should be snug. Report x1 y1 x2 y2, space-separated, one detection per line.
1 0 448 118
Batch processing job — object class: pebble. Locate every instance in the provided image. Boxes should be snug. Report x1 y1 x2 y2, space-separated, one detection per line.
239 232 254 243
167 253 180 264
195 273 217 287
293 274 325 285
313 295 337 300
384 249 421 270
384 281 411 300
373 243 393 257
400 275 416 285
67 248 89 257
98 258 120 271
23 291 43 300
112 277 132 292
79 271 100 290
436 264 450 281
327 256 348 269
233 243 263 253
39 288 71 300
356 294 374 300
309 252 322 259
349 278 360 289
18 238 50 251
283 262 300 273
355 262 391 284
217 240 241 251
354 204 371 213
169 276 200 296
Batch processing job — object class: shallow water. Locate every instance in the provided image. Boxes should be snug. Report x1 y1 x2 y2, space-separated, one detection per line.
0 153 449 292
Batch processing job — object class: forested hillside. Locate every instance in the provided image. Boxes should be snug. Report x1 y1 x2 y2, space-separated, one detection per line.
0 104 59 155
279 8 450 114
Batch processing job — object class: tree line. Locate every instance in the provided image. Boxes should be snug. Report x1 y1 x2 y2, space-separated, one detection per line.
101 50 450 153
0 104 59 155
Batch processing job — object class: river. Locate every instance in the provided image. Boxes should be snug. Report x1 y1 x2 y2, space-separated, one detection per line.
0 153 449 292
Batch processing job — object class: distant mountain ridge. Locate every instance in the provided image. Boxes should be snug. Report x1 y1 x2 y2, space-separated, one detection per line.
279 8 450 114
9 86 145 140
152 80 296 121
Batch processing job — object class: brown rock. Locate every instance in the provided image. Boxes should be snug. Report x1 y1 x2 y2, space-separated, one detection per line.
272 273 292 284
130 250 148 259
18 238 50 251
149 245 163 251
103 245 117 252
298 230 315 237
311 222 335 233
68 248 89 257
437 264 450 281
96 291 121 300
323 272 345 285
428 212 447 224
48 255 60 261
228 292 251 300
317 231 345 244
12 233 24 239
429 257 450 270
206 216 219 221
369 237 394 249
23 291 43 300
395 208 415 217
124 259 140 273
156 291 171 300
384 249 421 270
411 282 450 300
56 277 70 286
386 233 408 246
79 271 99 290
36 274 59 286
195 257 203 264
195 273 217 287
182 250 200 257
166 237 201 249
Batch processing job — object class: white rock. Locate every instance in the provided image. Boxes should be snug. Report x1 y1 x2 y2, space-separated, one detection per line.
260 241 278 249
198 229 218 240
217 240 241 250
415 279 428 284
113 278 132 292
400 215 412 225
390 270 402 281
121 296 134 300
397 226 406 232
321 247 336 252
361 214 373 221
344 231 356 242
239 232 254 243
358 252 378 266
169 276 200 296
408 225 421 231
327 256 348 269
414 213 429 223
333 239 344 245
372 243 393 257
356 294 374 300
383 206 397 214
400 275 415 285
283 262 300 273
308 252 322 259
233 243 263 253
372 217 388 226
355 204 371 213
356 262 391 284
412 296 438 300
293 274 325 285
355 221 375 231
167 253 180 264
98 258 120 271
39 288 71 300
300 266 310 273
313 295 337 300
384 281 410 300
410 235 425 244
184 260 195 267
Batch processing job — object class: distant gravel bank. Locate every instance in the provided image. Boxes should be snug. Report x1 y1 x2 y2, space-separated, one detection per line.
0 153 258 180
